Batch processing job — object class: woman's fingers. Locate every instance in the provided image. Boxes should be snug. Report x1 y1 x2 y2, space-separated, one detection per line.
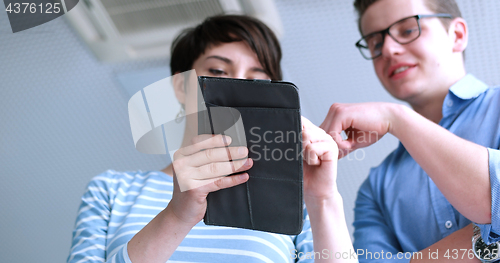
301 116 314 130
172 133 254 192
188 146 248 167
174 158 253 192
198 173 250 193
304 141 338 165
176 134 232 157
301 116 339 164
195 158 253 180
302 116 333 142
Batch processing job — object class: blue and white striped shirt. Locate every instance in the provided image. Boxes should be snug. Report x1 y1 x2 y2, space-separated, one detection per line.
68 170 314 263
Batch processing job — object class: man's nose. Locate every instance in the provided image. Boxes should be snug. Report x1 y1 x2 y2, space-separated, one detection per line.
380 34 405 59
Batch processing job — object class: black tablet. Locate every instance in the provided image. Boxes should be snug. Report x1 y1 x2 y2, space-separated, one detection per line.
198 76 303 235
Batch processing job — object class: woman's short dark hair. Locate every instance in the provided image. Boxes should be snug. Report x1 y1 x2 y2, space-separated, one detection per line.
170 15 282 80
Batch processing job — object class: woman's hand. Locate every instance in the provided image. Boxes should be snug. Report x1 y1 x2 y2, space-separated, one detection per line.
168 134 253 225
301 117 355 262
129 135 252 263
302 116 340 201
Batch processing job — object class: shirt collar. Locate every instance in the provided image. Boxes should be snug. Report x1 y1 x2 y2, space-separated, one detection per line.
449 74 488 100
441 74 489 120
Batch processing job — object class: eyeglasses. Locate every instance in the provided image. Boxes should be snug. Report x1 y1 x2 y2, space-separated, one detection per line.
355 14 453 60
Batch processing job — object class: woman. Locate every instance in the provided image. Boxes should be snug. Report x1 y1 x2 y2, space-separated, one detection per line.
68 15 354 263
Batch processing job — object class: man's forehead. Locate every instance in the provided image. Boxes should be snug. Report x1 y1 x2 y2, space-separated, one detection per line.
360 0 430 35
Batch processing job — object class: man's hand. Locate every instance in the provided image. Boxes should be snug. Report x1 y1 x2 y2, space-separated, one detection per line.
321 101 491 224
320 102 397 158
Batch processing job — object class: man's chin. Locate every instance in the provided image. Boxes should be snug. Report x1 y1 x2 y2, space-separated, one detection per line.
385 85 419 102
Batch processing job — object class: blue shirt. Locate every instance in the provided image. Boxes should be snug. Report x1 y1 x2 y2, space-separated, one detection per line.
68 170 314 263
353 74 500 262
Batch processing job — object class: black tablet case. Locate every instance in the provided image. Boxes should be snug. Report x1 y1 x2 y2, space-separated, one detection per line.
198 76 303 235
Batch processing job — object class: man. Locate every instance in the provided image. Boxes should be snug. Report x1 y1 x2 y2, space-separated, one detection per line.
321 0 500 262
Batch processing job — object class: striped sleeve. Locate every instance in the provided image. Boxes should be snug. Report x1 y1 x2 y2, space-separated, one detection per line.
67 172 124 263
294 205 314 263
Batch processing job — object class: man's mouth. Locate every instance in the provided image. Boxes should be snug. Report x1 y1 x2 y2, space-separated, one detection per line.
394 66 410 74
389 64 415 78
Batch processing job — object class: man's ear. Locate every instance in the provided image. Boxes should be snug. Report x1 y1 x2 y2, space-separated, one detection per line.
449 17 468 53
172 72 185 105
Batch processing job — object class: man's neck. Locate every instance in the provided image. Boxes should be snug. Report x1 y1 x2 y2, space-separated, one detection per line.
409 69 466 124
411 92 447 124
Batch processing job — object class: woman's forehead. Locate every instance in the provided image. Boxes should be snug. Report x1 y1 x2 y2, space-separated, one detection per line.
199 42 259 63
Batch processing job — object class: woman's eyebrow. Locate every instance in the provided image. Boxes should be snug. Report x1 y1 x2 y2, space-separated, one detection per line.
205 55 232 64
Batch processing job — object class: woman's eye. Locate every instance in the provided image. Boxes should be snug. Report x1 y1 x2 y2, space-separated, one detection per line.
208 69 226 76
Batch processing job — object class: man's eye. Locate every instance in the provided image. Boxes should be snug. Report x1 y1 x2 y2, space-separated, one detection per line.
368 38 382 50
401 28 418 37
209 69 226 75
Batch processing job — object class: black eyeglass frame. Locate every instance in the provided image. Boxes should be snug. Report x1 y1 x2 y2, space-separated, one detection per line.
355 13 453 60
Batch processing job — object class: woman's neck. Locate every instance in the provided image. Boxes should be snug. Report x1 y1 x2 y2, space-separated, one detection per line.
161 163 173 177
